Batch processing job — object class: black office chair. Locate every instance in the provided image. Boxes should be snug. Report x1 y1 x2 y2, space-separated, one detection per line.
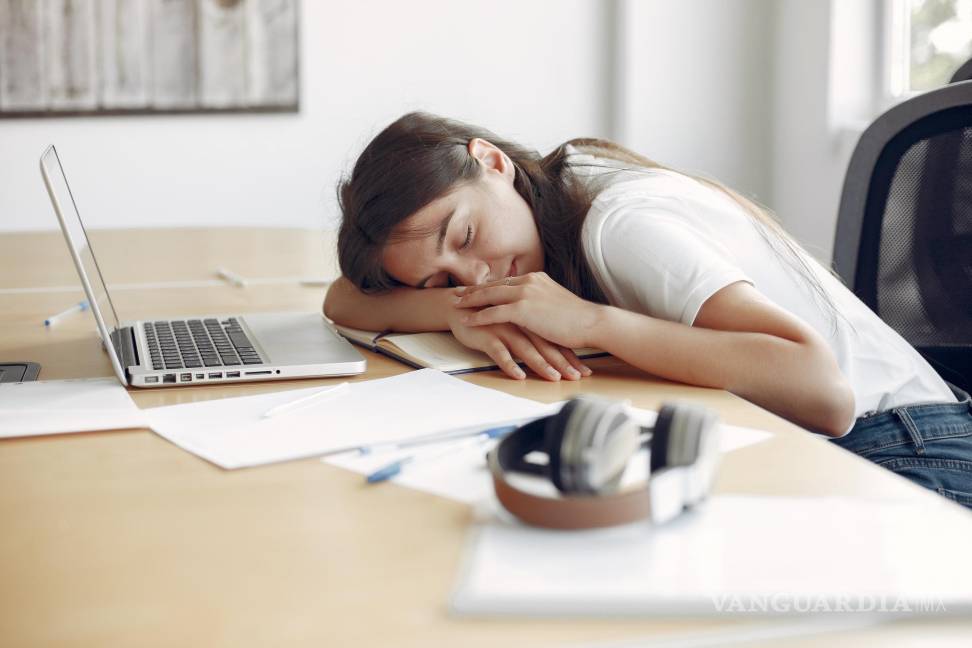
951 57 972 83
833 80 972 394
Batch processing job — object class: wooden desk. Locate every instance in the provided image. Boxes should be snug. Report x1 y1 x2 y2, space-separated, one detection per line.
2 228 970 647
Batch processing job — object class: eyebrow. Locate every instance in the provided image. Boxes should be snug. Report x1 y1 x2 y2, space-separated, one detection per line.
416 208 456 288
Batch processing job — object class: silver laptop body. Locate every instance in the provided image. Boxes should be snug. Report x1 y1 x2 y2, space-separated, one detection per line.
40 145 366 388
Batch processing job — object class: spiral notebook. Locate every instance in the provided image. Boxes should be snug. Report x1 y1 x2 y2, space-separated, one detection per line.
334 325 607 375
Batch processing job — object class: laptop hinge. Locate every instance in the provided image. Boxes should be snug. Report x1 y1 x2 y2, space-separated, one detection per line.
112 326 140 370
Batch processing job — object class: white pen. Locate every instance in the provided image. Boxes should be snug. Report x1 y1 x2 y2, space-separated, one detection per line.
43 300 88 327
356 424 518 456
261 382 350 418
366 431 500 484
299 278 333 287
216 266 248 288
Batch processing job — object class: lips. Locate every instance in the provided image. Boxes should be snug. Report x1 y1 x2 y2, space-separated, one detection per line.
507 259 517 278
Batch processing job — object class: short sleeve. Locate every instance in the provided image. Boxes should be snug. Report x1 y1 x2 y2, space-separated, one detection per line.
593 206 752 325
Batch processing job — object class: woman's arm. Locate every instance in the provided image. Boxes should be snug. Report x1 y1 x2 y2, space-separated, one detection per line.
323 276 453 332
323 276 591 381
593 285 856 437
455 275 856 437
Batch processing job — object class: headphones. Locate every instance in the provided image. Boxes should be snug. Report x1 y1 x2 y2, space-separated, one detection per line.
487 395 720 529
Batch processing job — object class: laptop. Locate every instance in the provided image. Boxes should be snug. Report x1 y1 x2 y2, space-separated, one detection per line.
39 145 366 388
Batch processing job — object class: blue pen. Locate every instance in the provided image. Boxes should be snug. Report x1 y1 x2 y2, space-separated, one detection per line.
43 300 88 327
365 425 515 484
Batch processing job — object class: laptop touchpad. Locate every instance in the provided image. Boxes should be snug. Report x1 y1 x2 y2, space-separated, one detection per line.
242 313 355 365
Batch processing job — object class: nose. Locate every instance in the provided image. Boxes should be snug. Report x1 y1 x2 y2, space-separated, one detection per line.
451 258 491 286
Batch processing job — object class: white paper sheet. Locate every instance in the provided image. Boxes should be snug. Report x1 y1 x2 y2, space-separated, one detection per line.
144 369 558 469
451 495 972 617
324 407 772 504
326 427 518 504
0 377 148 437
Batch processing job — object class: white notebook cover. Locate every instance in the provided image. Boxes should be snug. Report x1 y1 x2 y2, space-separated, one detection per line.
451 495 972 617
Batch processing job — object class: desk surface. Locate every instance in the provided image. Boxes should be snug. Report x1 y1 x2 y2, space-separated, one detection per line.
2 228 970 647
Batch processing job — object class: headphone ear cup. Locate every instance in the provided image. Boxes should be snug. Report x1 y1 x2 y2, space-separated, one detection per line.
585 406 643 494
651 403 718 470
651 405 677 472
558 396 608 494
497 415 551 477
544 398 583 493
548 395 642 496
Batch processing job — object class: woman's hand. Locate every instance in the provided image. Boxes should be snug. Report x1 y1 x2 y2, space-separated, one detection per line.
445 303 592 381
454 272 604 350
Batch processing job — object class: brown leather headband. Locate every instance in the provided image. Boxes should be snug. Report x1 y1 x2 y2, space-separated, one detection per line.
487 449 651 530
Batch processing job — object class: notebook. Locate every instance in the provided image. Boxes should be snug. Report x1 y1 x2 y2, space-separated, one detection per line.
451 495 972 617
334 325 607 375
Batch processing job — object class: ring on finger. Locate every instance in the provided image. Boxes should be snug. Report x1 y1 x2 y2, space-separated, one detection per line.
504 276 512 286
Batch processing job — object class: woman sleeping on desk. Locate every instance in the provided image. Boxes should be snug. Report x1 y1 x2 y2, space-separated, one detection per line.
323 111 972 508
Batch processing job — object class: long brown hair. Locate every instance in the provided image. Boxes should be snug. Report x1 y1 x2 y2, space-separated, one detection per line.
336 112 839 325
337 111 607 303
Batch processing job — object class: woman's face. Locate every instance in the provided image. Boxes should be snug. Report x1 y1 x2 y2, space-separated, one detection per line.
380 139 544 289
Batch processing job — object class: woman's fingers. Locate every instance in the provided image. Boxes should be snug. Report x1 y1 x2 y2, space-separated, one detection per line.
472 326 590 381
559 346 594 377
460 305 515 327
552 341 594 378
502 330 565 381
483 339 527 380
524 331 586 380
454 276 521 296
464 313 593 379
454 285 518 308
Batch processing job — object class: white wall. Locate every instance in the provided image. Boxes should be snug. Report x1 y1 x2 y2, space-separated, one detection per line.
1 0 860 266
0 0 611 231
771 0 871 264
619 0 774 205
619 0 866 264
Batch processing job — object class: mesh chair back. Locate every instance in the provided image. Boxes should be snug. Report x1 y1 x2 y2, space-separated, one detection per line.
833 81 972 390
951 58 972 83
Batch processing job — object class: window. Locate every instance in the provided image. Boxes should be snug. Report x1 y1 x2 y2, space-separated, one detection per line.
888 0 972 97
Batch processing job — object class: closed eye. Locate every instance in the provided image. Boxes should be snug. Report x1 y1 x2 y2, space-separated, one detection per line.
460 225 472 250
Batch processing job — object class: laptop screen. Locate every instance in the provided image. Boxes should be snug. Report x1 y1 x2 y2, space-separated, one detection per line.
40 146 123 354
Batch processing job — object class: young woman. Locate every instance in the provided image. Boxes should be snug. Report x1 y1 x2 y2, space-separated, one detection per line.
324 111 972 507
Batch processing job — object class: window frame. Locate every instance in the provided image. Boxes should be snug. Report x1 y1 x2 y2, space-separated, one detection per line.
882 0 972 106
881 0 919 108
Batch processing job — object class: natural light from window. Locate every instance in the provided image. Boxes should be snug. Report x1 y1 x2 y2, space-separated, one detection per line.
892 0 972 94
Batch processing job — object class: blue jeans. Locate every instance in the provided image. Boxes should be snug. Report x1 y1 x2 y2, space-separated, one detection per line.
829 383 972 509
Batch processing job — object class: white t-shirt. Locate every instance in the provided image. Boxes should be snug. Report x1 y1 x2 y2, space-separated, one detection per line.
566 145 956 432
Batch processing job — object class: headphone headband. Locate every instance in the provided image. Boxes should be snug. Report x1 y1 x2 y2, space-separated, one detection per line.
487 449 651 529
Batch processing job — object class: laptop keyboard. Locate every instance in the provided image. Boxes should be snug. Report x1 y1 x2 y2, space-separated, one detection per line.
143 318 263 371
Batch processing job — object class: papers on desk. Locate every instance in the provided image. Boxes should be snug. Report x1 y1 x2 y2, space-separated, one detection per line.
0 377 148 438
451 495 972 617
7 369 771 490
145 369 557 469
324 408 772 504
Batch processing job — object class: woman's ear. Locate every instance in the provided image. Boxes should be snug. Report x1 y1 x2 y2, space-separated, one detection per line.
468 138 514 182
